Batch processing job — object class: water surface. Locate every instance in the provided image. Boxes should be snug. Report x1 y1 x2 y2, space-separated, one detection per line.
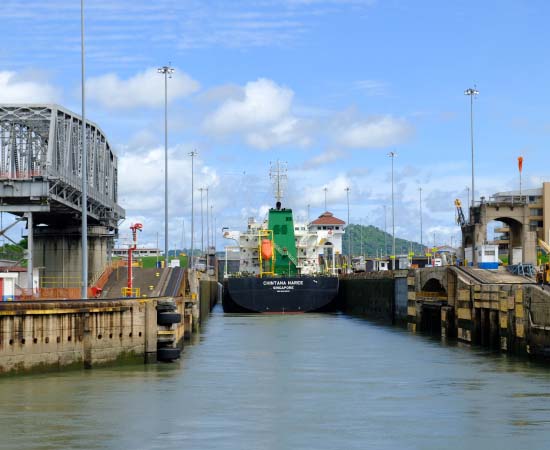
2 305 550 449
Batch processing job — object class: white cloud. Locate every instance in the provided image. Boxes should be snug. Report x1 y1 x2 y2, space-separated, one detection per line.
0 71 60 103
303 148 347 168
205 78 292 132
87 67 199 110
203 78 311 150
338 116 414 149
301 174 352 209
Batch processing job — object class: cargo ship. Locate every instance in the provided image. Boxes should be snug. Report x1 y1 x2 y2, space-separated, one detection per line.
222 162 341 313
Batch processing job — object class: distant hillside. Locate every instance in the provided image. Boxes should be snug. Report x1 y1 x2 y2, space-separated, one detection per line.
342 224 424 257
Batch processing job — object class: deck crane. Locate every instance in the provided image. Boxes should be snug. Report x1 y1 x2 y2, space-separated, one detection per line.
127 223 143 296
454 199 466 227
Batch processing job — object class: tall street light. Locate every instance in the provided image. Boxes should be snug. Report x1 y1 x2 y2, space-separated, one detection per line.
388 151 397 270
206 187 209 252
158 64 174 267
383 205 387 257
464 87 479 208
210 204 214 252
189 150 197 268
465 186 470 222
199 187 205 254
80 0 88 298
323 187 328 211
345 187 351 269
419 186 423 254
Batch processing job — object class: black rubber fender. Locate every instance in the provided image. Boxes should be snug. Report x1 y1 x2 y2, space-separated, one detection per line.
156 303 176 312
157 312 182 325
157 347 181 361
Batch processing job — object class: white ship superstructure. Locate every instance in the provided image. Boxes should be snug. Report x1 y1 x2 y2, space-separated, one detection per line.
223 211 347 276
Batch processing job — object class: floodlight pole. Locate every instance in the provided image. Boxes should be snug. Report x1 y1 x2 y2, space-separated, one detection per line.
158 64 174 267
81 0 88 298
389 151 397 270
464 87 479 208
345 187 351 270
189 150 197 268
199 187 204 254
419 186 423 254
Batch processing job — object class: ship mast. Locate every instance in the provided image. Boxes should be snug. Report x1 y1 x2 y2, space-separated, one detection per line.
270 160 287 205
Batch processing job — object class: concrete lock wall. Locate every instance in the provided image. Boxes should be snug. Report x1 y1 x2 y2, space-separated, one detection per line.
0 298 157 375
199 279 219 323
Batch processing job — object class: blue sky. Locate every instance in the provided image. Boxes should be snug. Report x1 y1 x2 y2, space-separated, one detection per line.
1 0 549 251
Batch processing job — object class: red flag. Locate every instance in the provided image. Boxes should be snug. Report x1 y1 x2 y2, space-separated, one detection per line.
518 156 523 173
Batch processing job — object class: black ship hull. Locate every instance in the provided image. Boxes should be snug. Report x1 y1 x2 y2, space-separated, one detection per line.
223 276 339 313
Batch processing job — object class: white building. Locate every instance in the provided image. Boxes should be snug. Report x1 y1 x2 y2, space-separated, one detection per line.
112 247 161 258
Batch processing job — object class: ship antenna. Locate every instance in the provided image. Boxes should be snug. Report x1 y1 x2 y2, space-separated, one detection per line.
270 160 287 207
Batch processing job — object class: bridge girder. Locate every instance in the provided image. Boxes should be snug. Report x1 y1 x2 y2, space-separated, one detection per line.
0 104 125 231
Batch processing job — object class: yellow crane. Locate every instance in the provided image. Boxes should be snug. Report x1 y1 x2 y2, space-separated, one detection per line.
537 239 550 285
454 199 466 227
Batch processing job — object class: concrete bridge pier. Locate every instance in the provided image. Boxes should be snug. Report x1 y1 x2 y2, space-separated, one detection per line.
441 306 456 339
33 225 114 288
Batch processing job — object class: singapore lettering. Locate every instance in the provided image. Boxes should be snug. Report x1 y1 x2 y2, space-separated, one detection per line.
263 280 304 291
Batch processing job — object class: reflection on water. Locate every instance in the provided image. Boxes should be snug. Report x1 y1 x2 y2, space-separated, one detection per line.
2 305 550 450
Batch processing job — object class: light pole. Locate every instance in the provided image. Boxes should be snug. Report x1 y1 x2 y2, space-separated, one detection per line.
345 187 351 270
464 87 479 208
206 187 209 252
189 150 197 268
158 64 174 267
210 204 214 251
419 186 423 255
199 187 204 255
323 187 328 211
465 186 471 222
80 0 88 298
383 205 387 257
388 151 397 270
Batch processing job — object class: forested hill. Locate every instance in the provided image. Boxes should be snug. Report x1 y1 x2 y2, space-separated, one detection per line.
341 224 424 257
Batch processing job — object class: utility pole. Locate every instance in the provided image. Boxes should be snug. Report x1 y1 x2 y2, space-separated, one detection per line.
189 150 197 268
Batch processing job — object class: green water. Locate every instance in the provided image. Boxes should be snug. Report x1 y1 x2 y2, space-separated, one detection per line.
2 305 550 450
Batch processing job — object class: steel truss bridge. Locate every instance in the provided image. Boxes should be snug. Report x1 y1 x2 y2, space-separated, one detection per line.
0 104 125 229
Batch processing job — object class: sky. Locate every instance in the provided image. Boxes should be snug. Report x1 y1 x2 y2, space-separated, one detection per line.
1 0 549 252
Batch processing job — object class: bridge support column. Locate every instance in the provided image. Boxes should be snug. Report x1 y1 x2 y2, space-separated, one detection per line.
33 226 114 289
522 228 537 265
441 306 456 339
